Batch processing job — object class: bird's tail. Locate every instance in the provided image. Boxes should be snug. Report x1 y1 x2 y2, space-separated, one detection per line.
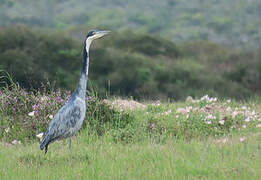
40 132 50 153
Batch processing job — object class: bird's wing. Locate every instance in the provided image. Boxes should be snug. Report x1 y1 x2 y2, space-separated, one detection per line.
45 99 85 141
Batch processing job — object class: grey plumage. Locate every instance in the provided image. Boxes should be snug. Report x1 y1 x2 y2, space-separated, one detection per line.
40 30 110 153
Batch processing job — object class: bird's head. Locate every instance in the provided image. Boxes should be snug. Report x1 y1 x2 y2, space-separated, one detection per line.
85 30 110 53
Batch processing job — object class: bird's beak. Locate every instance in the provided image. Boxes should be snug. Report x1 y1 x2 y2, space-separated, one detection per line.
94 30 110 39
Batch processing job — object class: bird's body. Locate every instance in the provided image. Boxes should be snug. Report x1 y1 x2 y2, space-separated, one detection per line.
40 30 109 153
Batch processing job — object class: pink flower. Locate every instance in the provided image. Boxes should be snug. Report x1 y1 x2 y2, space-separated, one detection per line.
149 123 155 129
32 104 39 110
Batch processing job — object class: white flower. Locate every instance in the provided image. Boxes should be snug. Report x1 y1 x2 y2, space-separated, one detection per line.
239 137 246 142
5 127 10 133
28 111 35 117
226 107 232 112
251 111 256 116
40 96 48 101
176 108 186 114
209 97 217 102
241 106 247 110
227 99 231 103
200 95 209 102
11 140 21 145
217 138 229 144
232 111 239 118
205 114 216 120
242 125 247 128
164 110 172 115
222 138 229 143
49 115 53 119
219 120 225 125
186 96 193 102
206 120 212 124
256 124 261 128
186 106 192 113
244 117 250 122
36 132 44 141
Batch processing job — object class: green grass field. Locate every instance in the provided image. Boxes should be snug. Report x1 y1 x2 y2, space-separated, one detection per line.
1 91 261 179
0 131 261 179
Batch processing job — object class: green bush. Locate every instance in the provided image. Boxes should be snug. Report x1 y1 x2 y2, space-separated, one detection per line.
0 26 261 100
0 85 133 142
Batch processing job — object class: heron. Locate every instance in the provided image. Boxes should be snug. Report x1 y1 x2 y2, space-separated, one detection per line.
40 30 110 154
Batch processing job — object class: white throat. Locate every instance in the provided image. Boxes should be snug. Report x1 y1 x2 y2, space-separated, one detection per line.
85 37 94 54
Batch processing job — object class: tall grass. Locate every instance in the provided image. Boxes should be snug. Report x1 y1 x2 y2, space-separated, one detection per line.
0 80 261 179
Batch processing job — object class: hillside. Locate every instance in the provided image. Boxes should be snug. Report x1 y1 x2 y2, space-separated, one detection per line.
1 27 260 100
1 0 261 49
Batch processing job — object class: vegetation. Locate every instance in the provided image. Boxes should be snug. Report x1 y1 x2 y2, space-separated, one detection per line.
1 83 260 143
0 26 260 100
0 86 261 179
1 0 261 49
1 1 260 179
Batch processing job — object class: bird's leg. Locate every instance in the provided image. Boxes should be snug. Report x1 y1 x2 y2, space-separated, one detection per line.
75 134 79 145
45 145 48 154
69 138 72 152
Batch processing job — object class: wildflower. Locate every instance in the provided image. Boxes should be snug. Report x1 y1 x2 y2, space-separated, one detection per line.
149 123 155 129
251 111 256 116
239 137 246 142
232 111 239 118
227 99 231 103
244 117 250 122
242 125 247 128
36 132 44 141
87 96 93 101
28 111 35 117
186 106 192 112
176 108 186 114
32 104 39 110
200 95 209 101
222 138 229 143
152 100 160 106
163 110 172 115
219 120 225 125
49 115 54 119
209 97 217 102
241 106 247 110
40 96 48 101
186 96 193 102
226 107 232 112
11 140 21 145
206 120 212 124
205 114 216 120
256 124 261 128
217 138 229 144
5 127 10 133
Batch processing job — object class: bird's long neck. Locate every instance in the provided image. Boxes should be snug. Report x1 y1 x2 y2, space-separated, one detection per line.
75 45 89 100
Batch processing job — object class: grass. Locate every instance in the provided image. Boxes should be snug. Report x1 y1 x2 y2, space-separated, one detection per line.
0 131 261 179
0 84 261 179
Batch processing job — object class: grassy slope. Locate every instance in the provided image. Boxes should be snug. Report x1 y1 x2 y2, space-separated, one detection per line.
0 131 260 180
1 98 261 180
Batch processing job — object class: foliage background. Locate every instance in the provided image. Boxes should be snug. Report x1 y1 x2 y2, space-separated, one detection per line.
0 0 261 100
